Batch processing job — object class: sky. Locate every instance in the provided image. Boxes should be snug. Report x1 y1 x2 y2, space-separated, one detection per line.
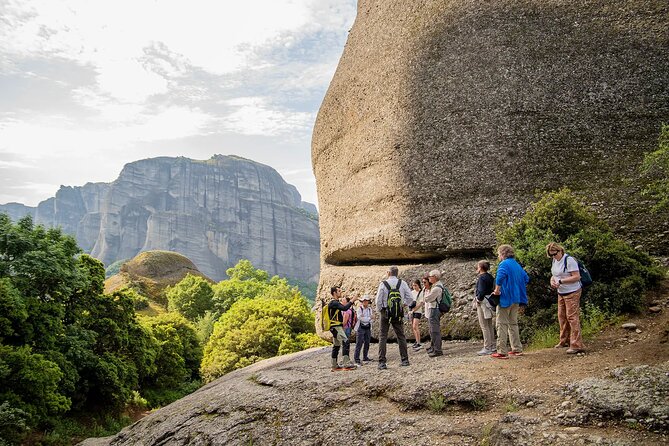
0 0 357 207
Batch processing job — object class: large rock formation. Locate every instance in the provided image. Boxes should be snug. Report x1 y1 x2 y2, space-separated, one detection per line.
313 0 669 266
0 155 320 282
312 0 668 337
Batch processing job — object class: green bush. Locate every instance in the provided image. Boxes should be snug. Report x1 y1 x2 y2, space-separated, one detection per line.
496 188 664 342
201 290 315 381
140 313 202 395
639 124 669 212
166 274 214 321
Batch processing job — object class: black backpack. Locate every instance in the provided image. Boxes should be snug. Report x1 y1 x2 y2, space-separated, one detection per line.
564 255 593 287
383 279 404 322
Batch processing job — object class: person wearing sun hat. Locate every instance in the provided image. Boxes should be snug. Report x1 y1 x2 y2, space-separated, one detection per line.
353 295 374 365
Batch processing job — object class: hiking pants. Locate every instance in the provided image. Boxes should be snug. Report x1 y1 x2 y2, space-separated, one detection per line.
330 326 350 359
476 304 496 352
354 325 371 361
378 309 408 363
428 308 443 354
557 289 585 350
496 304 522 355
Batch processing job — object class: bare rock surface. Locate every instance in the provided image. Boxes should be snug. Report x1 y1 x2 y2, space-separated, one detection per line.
315 257 484 341
79 306 669 446
0 155 320 282
312 0 669 266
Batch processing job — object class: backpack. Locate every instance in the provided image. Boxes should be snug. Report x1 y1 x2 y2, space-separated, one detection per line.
345 307 357 329
563 255 593 287
383 279 404 322
435 283 452 313
321 303 340 331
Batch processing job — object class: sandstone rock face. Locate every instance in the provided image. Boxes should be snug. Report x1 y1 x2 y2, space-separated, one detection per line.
315 259 483 341
1 156 319 282
312 0 669 266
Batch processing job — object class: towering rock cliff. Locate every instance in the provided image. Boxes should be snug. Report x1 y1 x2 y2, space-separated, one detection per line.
0 155 320 282
312 0 668 338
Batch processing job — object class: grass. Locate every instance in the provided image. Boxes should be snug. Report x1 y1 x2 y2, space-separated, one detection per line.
136 300 167 317
528 302 621 350
426 393 446 412
503 401 520 413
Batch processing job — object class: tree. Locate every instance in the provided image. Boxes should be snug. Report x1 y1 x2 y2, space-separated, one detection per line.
200 291 319 381
210 260 290 316
140 313 202 391
496 188 664 340
166 274 214 321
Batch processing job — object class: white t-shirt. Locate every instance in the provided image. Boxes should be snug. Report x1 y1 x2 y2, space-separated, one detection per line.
551 254 582 294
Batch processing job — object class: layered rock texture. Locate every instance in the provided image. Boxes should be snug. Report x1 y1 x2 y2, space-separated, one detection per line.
313 0 669 266
312 0 668 338
0 155 319 282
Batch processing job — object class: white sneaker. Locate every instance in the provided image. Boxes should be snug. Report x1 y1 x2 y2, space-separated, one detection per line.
477 349 494 356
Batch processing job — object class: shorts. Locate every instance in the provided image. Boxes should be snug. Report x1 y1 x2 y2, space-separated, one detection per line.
412 312 423 320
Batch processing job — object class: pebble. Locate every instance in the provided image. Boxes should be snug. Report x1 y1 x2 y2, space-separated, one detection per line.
526 401 535 407
625 418 638 424
635 329 642 334
624 411 632 417
561 401 571 408
564 427 581 433
621 323 637 329
649 306 662 313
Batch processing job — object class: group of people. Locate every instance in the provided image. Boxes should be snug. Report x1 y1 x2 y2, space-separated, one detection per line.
325 243 586 371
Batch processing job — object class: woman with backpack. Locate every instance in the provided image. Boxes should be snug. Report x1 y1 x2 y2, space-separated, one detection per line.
546 242 585 354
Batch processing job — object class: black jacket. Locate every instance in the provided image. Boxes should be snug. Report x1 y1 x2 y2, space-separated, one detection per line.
328 300 353 326
475 272 495 301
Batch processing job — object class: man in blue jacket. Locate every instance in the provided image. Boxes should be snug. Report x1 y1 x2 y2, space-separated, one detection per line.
491 244 529 359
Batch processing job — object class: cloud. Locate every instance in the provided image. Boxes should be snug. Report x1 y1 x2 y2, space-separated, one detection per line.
0 0 357 206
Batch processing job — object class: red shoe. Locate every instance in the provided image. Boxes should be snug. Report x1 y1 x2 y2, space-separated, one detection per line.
491 353 508 359
508 351 523 357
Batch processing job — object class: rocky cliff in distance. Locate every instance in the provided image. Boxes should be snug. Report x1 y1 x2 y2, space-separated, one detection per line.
0 155 320 282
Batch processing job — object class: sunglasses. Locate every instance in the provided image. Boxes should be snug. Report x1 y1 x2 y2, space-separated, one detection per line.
549 251 559 257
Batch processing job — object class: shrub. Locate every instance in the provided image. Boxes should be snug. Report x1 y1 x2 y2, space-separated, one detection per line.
496 188 664 341
201 293 315 381
166 274 214 321
639 124 669 212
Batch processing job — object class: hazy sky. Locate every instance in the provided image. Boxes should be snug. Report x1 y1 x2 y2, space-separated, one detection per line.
0 0 357 207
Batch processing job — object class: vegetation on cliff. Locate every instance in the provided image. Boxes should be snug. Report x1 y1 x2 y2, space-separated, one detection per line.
640 123 669 213
496 188 664 344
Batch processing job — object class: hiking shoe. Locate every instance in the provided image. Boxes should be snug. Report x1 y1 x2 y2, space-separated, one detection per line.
554 343 568 348
508 351 523 357
566 348 584 354
426 347 434 354
477 349 494 356
427 351 443 357
363 357 374 362
331 365 344 372
413 344 423 351
378 362 387 370
412 342 419 348
400 360 410 367
491 353 509 359
355 360 362 366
